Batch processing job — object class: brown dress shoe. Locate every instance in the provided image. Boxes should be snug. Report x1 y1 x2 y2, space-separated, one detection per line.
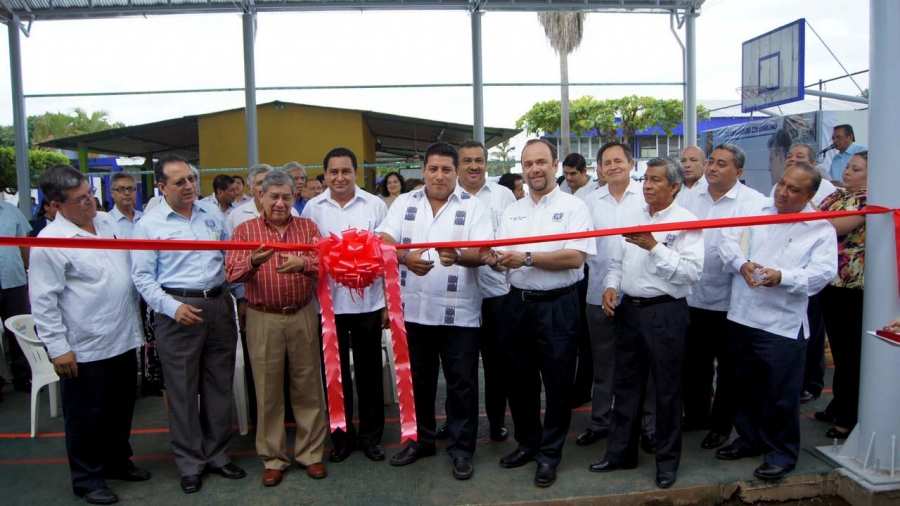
305 462 327 479
262 469 283 487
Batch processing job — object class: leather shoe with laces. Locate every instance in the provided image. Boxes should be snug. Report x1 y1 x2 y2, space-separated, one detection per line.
656 471 677 489
754 463 793 480
700 431 729 450
262 469 283 487
452 456 474 480
205 462 246 479
641 434 657 455
180 475 202 494
490 425 509 442
576 428 608 446
436 421 450 440
588 459 635 473
715 443 762 461
534 463 556 487
79 488 119 505
499 449 536 468
389 444 436 466
106 466 152 482
364 445 386 461
329 442 357 463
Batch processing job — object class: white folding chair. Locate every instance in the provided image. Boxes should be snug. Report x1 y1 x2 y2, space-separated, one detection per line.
4 315 61 438
382 329 398 406
231 296 249 436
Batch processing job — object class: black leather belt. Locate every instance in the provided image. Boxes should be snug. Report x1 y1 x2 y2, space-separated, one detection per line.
249 300 309 315
510 285 576 303
624 294 677 308
162 285 225 299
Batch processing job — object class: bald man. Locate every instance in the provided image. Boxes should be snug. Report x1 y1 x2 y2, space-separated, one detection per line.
677 146 707 205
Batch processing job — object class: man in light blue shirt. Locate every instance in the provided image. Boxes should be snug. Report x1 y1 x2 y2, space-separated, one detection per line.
131 155 245 494
828 125 866 181
107 172 143 238
0 199 32 393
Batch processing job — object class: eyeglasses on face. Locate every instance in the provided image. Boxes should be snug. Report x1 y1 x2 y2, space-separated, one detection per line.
168 175 197 188
65 187 98 206
111 186 137 194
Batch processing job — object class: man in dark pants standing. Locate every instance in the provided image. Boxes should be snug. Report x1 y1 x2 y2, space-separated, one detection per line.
0 199 31 396
589 157 703 489
481 139 595 488
30 165 150 504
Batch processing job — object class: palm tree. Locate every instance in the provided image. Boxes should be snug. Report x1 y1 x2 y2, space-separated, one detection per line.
538 12 585 157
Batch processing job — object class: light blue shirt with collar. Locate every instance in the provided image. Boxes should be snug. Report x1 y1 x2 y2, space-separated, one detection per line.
829 142 867 180
108 205 144 239
0 200 31 289
131 198 229 319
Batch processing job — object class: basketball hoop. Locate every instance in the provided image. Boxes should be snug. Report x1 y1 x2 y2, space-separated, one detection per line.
736 86 769 101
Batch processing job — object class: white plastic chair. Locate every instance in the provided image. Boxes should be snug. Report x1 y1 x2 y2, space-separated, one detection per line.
4 315 61 438
231 296 249 436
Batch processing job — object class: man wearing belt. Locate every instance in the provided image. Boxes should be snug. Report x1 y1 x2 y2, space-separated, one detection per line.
377 141 492 481
301 147 389 464
480 139 595 488
715 163 837 480
131 155 246 494
227 170 327 487
590 157 703 490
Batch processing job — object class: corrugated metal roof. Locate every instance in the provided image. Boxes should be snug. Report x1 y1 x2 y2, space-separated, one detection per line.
1 0 705 22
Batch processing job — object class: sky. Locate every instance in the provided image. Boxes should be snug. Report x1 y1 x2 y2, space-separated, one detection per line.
0 0 870 138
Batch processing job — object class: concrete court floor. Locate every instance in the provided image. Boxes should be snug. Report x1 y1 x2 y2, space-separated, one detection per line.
0 365 841 506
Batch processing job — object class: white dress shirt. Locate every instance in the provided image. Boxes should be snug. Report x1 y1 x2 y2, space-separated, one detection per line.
681 182 764 311
108 206 144 239
143 195 164 213
201 193 239 217
467 181 516 299
560 178 598 202
376 186 492 328
719 199 838 339
584 180 645 305
676 175 707 206
769 178 836 207
29 212 143 362
498 186 596 291
302 186 389 315
604 202 704 299
227 199 299 234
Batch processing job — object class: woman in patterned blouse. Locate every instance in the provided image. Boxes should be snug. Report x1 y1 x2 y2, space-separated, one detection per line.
815 151 867 440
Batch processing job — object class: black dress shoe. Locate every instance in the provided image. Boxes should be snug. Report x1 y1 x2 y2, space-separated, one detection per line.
206 462 246 479
363 445 386 461
389 444 436 467
815 410 836 423
330 443 357 463
534 463 557 487
499 449 535 469
656 471 677 489
715 443 762 461
641 434 657 455
754 463 793 480
799 391 819 403
826 427 851 440
80 488 119 505
490 425 509 442
452 456 474 480
588 459 619 473
700 431 729 450
180 475 202 494
436 421 450 440
576 428 608 447
106 466 152 482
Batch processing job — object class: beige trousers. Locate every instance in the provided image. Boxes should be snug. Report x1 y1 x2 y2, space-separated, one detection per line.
246 303 327 470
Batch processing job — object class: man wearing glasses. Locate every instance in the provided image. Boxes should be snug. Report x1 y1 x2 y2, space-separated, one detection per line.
107 172 143 238
828 125 866 183
131 155 245 494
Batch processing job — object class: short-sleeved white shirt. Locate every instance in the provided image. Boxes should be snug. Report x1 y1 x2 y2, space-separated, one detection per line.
466 181 516 299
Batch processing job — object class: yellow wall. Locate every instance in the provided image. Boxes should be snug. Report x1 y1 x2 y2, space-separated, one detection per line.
198 102 372 195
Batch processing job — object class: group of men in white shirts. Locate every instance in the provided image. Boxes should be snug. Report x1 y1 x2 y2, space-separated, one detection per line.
25 134 837 503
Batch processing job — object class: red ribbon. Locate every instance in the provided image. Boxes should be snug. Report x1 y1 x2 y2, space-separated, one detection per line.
380 243 417 441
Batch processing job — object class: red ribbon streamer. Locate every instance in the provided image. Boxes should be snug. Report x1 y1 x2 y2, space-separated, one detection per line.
316 260 346 433
380 243 417 442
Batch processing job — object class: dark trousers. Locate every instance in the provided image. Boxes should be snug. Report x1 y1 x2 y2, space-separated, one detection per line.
729 322 807 469
820 285 863 428
572 274 594 405
154 291 237 476
479 295 508 430
0 284 30 388
499 288 579 466
407 322 479 459
331 310 386 448
803 294 827 396
682 307 734 435
604 297 689 473
61 350 137 495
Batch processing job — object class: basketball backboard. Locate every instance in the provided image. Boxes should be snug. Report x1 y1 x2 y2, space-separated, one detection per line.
741 19 805 113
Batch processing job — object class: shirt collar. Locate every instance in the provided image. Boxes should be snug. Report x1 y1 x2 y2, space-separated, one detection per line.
53 212 100 238
698 181 742 200
596 179 641 199
262 212 295 231
321 186 366 206
528 184 562 207
161 199 207 219
644 200 680 219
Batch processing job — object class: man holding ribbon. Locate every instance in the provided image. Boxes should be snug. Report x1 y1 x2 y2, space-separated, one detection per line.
377 141 492 481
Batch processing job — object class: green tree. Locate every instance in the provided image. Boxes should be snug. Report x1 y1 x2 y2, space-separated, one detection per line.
490 141 514 161
537 13 585 158
28 108 125 146
0 147 70 193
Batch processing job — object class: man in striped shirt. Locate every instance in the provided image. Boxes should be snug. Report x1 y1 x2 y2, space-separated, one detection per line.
225 170 327 488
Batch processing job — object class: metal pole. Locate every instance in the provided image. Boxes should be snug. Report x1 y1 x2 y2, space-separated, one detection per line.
242 10 259 167
8 21 30 219
471 8 485 144
805 88 869 105
839 0 900 481
684 7 697 147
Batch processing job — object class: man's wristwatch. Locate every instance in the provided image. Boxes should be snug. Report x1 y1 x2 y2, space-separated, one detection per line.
524 252 533 267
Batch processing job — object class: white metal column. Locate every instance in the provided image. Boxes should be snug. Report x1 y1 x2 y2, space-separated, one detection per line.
242 11 259 167
8 21 30 219
683 7 697 147
471 8 485 144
